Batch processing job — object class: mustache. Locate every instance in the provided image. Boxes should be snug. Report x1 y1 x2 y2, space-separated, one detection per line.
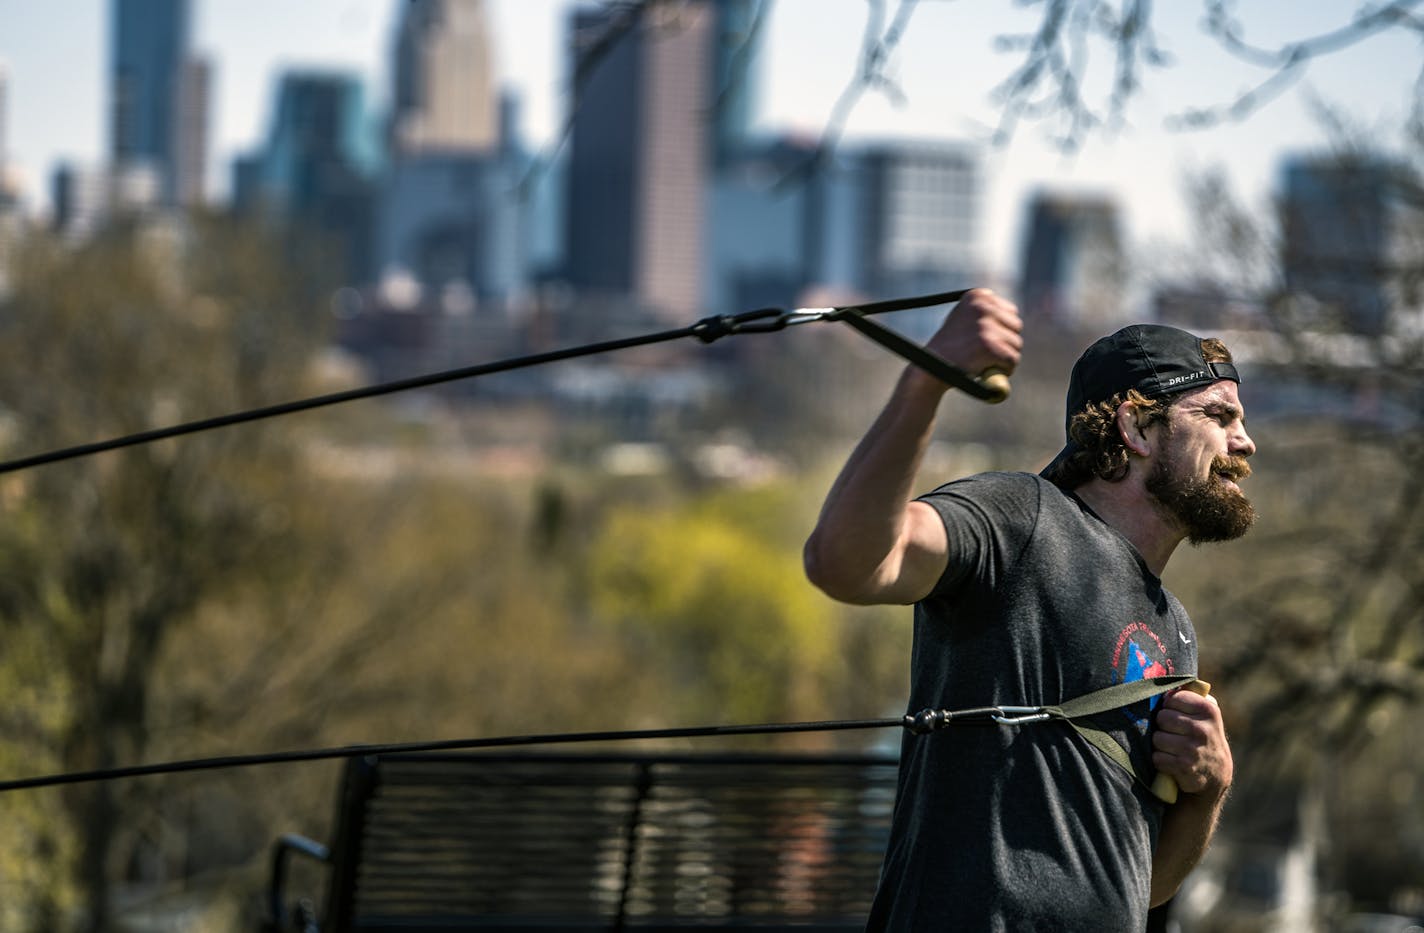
1212 456 1252 483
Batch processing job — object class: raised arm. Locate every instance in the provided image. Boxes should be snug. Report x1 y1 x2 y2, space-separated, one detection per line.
802 289 1022 606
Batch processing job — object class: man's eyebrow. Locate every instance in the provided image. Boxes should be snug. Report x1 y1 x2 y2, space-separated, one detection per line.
1200 400 1245 422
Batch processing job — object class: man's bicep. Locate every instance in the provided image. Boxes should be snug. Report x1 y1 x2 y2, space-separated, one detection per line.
894 500 953 603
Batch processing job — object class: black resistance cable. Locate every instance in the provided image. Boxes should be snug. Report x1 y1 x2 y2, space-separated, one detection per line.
0 287 1018 795
0 288 1008 476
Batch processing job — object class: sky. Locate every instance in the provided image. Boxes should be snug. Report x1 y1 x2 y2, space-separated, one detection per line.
0 0 1419 283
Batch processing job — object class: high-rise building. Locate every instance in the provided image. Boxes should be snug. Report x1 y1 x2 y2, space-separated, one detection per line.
52 163 111 240
564 1 715 321
0 59 9 198
0 61 16 298
1017 191 1125 330
707 137 984 336
377 1 534 311
1281 154 1421 337
376 155 524 307
175 55 210 206
708 0 761 167
391 0 499 156
708 137 819 317
110 0 205 207
233 71 379 281
854 141 982 337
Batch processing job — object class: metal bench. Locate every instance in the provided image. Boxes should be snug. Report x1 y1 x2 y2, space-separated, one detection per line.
265 750 899 932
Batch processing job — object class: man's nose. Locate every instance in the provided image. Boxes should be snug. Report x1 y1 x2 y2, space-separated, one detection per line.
1230 423 1256 459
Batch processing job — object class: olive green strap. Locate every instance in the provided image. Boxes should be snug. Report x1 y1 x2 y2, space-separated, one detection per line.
1043 675 1197 801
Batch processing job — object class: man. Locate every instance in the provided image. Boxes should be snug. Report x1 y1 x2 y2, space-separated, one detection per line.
803 290 1247 930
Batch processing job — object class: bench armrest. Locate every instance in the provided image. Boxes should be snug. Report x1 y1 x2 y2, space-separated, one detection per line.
266 833 331 933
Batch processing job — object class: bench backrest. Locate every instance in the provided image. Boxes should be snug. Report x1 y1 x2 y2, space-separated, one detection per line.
321 750 899 931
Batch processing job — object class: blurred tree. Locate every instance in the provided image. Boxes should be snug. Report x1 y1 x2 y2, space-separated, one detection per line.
1166 132 1424 918
0 217 329 932
586 481 906 732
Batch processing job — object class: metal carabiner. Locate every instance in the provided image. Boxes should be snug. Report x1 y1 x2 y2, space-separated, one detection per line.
990 707 1053 726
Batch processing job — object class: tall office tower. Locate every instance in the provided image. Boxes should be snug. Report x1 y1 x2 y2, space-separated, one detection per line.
234 71 379 281
1281 154 1420 337
52 163 111 240
708 0 760 167
0 61 8 192
391 0 499 155
1017 191 1126 330
379 0 529 311
0 59 14 207
855 142 982 336
0 62 15 298
708 137 819 317
174 55 210 206
565 1 715 321
110 0 201 206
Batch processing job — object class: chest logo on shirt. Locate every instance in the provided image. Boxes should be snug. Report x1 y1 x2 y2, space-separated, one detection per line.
1111 622 1176 735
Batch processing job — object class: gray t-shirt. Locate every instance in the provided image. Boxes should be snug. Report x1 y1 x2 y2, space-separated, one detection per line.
866 471 1198 932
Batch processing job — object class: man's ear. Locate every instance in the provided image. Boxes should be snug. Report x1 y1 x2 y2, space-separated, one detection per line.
1116 402 1153 458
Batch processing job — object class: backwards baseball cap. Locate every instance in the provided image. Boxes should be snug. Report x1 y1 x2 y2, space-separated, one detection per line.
1041 324 1240 480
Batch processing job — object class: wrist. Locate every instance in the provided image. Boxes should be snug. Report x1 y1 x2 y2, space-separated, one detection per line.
897 365 952 405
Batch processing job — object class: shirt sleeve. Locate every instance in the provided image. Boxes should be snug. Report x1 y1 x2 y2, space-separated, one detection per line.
915 471 1043 598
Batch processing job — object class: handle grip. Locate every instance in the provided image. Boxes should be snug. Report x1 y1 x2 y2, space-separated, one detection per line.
1151 679 1212 804
977 367 1011 404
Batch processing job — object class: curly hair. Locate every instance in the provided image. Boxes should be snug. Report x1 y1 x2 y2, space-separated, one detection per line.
1044 338 1234 490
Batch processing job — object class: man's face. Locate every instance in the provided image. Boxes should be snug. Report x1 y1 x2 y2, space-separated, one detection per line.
1145 381 1257 543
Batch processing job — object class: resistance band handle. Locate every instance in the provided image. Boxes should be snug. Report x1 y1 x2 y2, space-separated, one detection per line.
1151 679 1212 804
975 367 1012 404
830 309 1013 404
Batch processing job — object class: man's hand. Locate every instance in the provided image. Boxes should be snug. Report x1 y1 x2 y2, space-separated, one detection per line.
916 288 1023 393
1150 688 1233 905
1152 688 1233 800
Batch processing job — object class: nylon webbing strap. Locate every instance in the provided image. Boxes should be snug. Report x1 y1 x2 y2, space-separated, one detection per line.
1047 674 1198 801
911 675 1199 802
1046 674 1197 720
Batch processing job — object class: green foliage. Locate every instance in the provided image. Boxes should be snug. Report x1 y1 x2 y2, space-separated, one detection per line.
0 219 330 931
581 479 910 731
587 487 835 723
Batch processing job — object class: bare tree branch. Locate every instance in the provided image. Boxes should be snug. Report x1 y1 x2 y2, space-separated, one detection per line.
1168 0 1424 129
786 0 923 185
711 0 774 126
988 0 1171 151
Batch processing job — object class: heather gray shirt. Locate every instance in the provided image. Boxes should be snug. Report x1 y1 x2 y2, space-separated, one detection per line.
866 471 1198 932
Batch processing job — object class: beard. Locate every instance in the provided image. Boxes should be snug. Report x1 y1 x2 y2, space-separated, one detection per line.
1147 451 1257 544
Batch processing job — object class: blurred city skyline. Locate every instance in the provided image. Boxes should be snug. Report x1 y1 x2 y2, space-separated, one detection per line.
2 0 1418 281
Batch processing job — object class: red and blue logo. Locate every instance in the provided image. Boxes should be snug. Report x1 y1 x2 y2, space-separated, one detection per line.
1112 622 1175 735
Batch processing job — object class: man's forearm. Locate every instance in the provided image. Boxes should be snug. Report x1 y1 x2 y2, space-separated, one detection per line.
1150 789 1227 907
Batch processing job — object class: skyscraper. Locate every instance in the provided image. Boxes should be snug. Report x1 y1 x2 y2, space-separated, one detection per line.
0 59 13 206
377 0 529 308
111 0 200 206
175 55 211 206
1017 191 1125 330
391 0 499 156
708 0 761 167
1281 154 1419 337
0 60 8 184
855 141 982 335
234 71 379 280
0 60 17 298
565 1 715 321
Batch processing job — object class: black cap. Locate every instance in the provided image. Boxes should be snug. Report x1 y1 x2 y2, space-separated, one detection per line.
1041 324 1240 479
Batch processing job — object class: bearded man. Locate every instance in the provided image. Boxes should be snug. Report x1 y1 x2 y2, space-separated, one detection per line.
804 291 1251 931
